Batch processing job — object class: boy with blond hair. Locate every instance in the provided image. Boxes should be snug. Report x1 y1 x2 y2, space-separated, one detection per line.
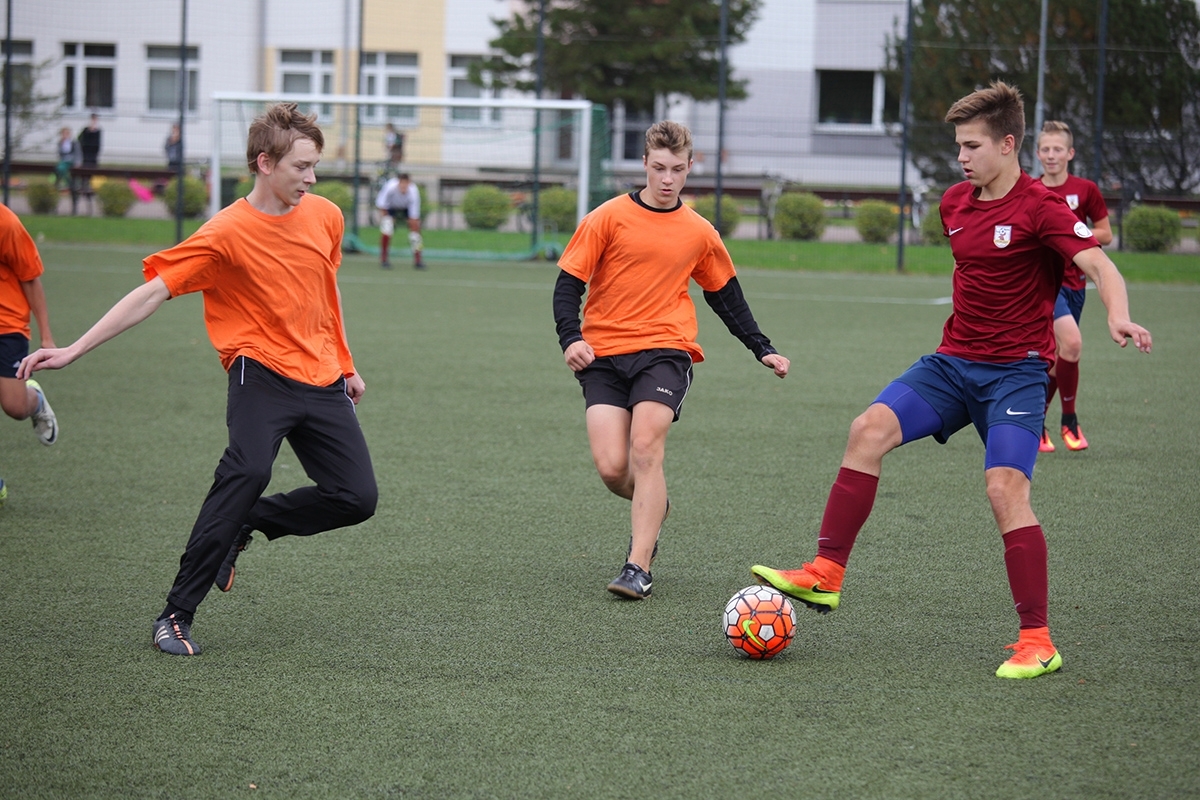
20 103 377 655
1035 120 1112 452
555 120 790 599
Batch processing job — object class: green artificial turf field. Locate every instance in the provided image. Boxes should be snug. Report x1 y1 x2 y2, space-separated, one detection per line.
1 243 1197 798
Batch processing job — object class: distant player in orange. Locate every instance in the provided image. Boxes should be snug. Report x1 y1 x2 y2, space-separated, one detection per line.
19 103 377 655
554 120 790 600
1036 120 1112 452
0 203 59 507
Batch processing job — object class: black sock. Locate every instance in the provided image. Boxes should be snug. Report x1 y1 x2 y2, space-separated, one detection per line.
158 603 193 624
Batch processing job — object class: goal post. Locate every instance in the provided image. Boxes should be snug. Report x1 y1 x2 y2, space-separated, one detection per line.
210 92 598 251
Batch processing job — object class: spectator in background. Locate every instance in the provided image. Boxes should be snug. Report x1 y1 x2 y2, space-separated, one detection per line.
165 123 183 173
384 122 404 167
54 127 82 194
78 114 102 167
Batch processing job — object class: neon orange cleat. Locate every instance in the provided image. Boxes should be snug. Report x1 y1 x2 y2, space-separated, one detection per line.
1038 428 1056 453
1061 420 1089 451
996 626 1062 679
750 556 844 614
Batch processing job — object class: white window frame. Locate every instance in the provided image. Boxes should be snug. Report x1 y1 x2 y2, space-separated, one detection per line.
447 55 500 126
359 51 418 124
146 45 199 115
62 41 117 111
1 40 34 109
278 49 335 119
814 70 893 132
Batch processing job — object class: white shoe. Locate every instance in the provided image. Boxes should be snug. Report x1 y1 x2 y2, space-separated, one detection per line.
26 379 58 446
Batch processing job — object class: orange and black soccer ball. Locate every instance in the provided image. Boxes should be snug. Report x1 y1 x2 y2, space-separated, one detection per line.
723 585 796 659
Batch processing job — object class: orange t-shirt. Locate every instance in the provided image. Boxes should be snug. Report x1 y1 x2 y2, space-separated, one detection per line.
0 203 45 338
142 195 354 385
557 194 736 363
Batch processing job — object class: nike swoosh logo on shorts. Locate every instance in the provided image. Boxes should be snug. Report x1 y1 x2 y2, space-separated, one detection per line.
949 227 964 235
1005 408 1033 416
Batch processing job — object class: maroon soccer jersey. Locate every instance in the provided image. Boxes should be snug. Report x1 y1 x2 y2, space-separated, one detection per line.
1042 174 1108 290
937 172 1098 365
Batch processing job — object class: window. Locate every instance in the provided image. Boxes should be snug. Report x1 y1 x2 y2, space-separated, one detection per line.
279 49 334 117
360 51 418 122
1 40 34 108
147 45 199 113
63 42 116 110
448 55 499 124
817 70 898 128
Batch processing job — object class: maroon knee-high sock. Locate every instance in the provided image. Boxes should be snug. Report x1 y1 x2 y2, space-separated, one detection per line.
1056 359 1079 416
1002 525 1049 629
1044 375 1058 413
815 467 879 567
380 235 391 264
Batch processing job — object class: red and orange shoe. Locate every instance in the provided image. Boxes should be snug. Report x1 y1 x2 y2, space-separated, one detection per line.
1038 427 1056 453
1061 417 1089 451
750 556 844 614
995 626 1062 679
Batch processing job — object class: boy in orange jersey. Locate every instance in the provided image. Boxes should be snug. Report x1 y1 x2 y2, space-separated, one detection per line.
0 203 59 478
554 120 790 600
19 103 377 655
1035 120 1113 453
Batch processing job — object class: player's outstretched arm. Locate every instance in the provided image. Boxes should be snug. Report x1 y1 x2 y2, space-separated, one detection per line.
20 276 55 349
1074 248 1152 353
761 353 790 378
17 276 171 378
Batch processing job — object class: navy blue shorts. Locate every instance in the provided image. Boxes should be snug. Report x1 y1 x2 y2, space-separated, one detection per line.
575 348 693 421
0 333 29 379
1054 287 1086 323
878 353 1049 444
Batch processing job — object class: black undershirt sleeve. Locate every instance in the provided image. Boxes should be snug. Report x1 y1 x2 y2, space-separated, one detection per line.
553 270 587 351
703 276 777 362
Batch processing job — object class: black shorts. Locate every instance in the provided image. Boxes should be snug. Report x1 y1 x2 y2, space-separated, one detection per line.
575 348 693 421
0 333 29 379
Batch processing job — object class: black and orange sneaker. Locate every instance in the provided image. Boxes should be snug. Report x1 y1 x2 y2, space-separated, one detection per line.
750 556 844 614
607 562 652 599
996 626 1062 678
1038 427 1056 453
1061 415 1089 451
152 613 201 656
215 525 253 593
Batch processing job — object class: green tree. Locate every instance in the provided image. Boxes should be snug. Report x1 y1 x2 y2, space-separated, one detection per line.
2 59 63 152
473 0 762 115
885 0 1200 195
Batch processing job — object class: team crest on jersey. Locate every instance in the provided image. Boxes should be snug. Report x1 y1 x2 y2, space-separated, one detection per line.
993 225 1013 248
1065 194 1080 210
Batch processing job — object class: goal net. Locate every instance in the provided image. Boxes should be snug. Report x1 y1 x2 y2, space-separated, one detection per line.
210 92 608 259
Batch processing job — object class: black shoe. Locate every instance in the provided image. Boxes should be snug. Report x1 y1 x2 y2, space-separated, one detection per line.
215 525 253 592
607 561 652 599
626 498 669 566
152 613 201 655
381 260 392 269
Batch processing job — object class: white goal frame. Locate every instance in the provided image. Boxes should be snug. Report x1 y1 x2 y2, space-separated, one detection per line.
210 91 595 222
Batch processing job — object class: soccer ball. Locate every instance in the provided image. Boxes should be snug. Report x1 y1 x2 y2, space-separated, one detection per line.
723 585 796 659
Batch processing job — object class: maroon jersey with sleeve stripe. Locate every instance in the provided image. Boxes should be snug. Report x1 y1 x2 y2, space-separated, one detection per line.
1042 174 1108 290
937 172 1098 365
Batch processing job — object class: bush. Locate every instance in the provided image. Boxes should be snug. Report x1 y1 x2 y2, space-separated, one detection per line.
1123 205 1182 253
692 195 741 237
855 200 897 244
920 202 946 245
774 192 827 241
310 180 353 215
462 184 512 230
25 180 59 214
163 176 209 218
96 180 136 218
537 186 578 234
